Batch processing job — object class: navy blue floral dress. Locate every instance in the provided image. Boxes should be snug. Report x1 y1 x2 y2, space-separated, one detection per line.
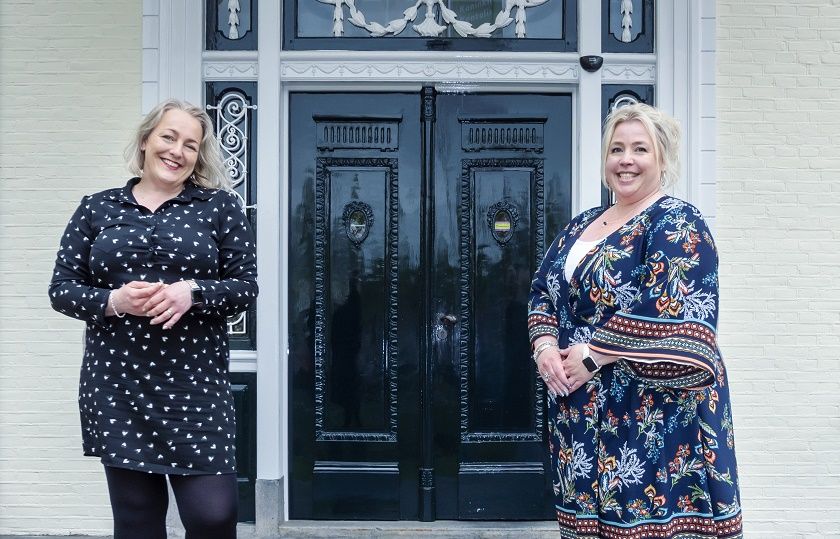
49 178 258 475
528 196 742 538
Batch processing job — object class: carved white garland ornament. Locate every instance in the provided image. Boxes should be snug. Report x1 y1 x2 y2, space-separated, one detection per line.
227 0 241 39
316 0 549 38
619 0 633 42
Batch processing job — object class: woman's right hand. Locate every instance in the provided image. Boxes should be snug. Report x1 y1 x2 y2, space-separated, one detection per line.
535 345 572 398
107 281 164 317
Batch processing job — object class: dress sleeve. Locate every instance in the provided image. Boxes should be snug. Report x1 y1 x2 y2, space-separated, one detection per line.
527 222 573 345
589 205 721 390
48 197 111 328
193 191 259 318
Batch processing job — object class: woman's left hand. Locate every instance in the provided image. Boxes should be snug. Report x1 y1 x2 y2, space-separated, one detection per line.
561 344 596 394
143 281 193 329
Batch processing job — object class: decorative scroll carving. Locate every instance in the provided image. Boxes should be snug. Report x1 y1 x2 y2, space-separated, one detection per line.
342 201 374 247
611 93 641 112
314 158 400 442
207 89 257 339
206 90 257 207
460 119 546 152
316 0 549 38
316 119 400 151
281 60 579 83
459 159 545 443
228 312 247 336
422 86 435 121
486 200 520 246
420 467 434 488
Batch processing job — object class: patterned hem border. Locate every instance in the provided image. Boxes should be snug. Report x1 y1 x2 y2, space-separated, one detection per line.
556 510 743 539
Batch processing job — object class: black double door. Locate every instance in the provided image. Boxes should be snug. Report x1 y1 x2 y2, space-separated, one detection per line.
289 90 572 521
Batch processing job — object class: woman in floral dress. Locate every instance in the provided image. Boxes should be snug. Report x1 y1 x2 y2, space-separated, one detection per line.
528 104 742 538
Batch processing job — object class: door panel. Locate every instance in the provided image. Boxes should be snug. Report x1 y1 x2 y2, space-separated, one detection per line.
289 93 422 520
431 94 572 520
289 91 571 521
317 158 398 438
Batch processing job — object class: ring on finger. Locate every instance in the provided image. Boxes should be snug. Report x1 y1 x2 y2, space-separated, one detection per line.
165 308 174 317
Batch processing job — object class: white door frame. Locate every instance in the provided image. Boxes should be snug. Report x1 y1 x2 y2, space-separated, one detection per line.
142 0 714 524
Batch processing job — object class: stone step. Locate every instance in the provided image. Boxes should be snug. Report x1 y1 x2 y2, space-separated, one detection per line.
260 521 558 539
0 520 559 539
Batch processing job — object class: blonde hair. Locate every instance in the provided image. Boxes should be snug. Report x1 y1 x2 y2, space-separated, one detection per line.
600 103 681 190
125 99 231 190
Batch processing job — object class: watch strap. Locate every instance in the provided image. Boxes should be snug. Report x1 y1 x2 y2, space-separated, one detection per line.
581 344 601 373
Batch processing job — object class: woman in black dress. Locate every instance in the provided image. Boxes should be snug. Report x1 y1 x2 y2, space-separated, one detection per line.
49 99 258 539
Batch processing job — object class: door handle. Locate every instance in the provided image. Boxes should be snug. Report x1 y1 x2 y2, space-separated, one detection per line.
439 314 457 325
433 314 457 342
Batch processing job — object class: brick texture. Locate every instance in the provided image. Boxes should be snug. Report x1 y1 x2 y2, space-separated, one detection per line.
0 0 141 534
717 1 840 537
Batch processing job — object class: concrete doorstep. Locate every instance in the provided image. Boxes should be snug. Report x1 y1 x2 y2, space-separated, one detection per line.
1 520 559 539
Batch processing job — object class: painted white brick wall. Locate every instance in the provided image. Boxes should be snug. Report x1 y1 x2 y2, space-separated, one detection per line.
717 1 840 537
3 0 838 536
0 0 141 534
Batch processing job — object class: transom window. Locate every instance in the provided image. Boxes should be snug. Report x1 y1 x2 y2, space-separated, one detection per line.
283 0 578 51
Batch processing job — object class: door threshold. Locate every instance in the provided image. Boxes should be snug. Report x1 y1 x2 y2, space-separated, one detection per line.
248 520 558 538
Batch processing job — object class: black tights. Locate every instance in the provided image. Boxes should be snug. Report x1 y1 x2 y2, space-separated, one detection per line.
104 465 238 539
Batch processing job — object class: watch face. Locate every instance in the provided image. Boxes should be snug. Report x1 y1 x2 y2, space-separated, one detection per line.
583 356 599 373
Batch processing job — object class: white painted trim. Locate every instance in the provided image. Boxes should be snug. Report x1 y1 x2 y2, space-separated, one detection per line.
278 51 579 84
658 0 693 203
157 0 203 105
686 0 703 209
204 51 259 81
142 0 161 113
256 0 284 494
601 53 656 84
577 0 602 213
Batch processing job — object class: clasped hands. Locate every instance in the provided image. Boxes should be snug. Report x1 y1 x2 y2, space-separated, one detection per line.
535 343 594 398
108 281 192 329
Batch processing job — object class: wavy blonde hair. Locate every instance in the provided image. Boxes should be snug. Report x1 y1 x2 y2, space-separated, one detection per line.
125 99 231 190
600 103 682 190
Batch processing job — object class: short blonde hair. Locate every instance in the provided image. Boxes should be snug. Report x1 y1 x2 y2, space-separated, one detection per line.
600 103 681 190
125 99 231 191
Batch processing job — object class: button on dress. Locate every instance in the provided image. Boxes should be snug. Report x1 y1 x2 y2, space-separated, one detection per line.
49 178 258 475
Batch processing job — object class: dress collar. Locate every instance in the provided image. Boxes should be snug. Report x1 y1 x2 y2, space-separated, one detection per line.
106 177 215 205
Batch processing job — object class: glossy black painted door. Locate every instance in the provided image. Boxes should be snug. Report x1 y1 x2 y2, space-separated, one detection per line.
431 93 571 520
289 91 572 521
289 93 423 520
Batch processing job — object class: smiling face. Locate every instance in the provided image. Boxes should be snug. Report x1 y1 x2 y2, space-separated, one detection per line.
140 109 203 191
604 119 663 205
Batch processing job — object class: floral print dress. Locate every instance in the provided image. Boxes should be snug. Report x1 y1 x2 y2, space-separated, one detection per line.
528 196 742 538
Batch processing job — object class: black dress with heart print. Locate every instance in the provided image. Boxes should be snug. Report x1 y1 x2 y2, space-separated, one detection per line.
49 177 258 475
